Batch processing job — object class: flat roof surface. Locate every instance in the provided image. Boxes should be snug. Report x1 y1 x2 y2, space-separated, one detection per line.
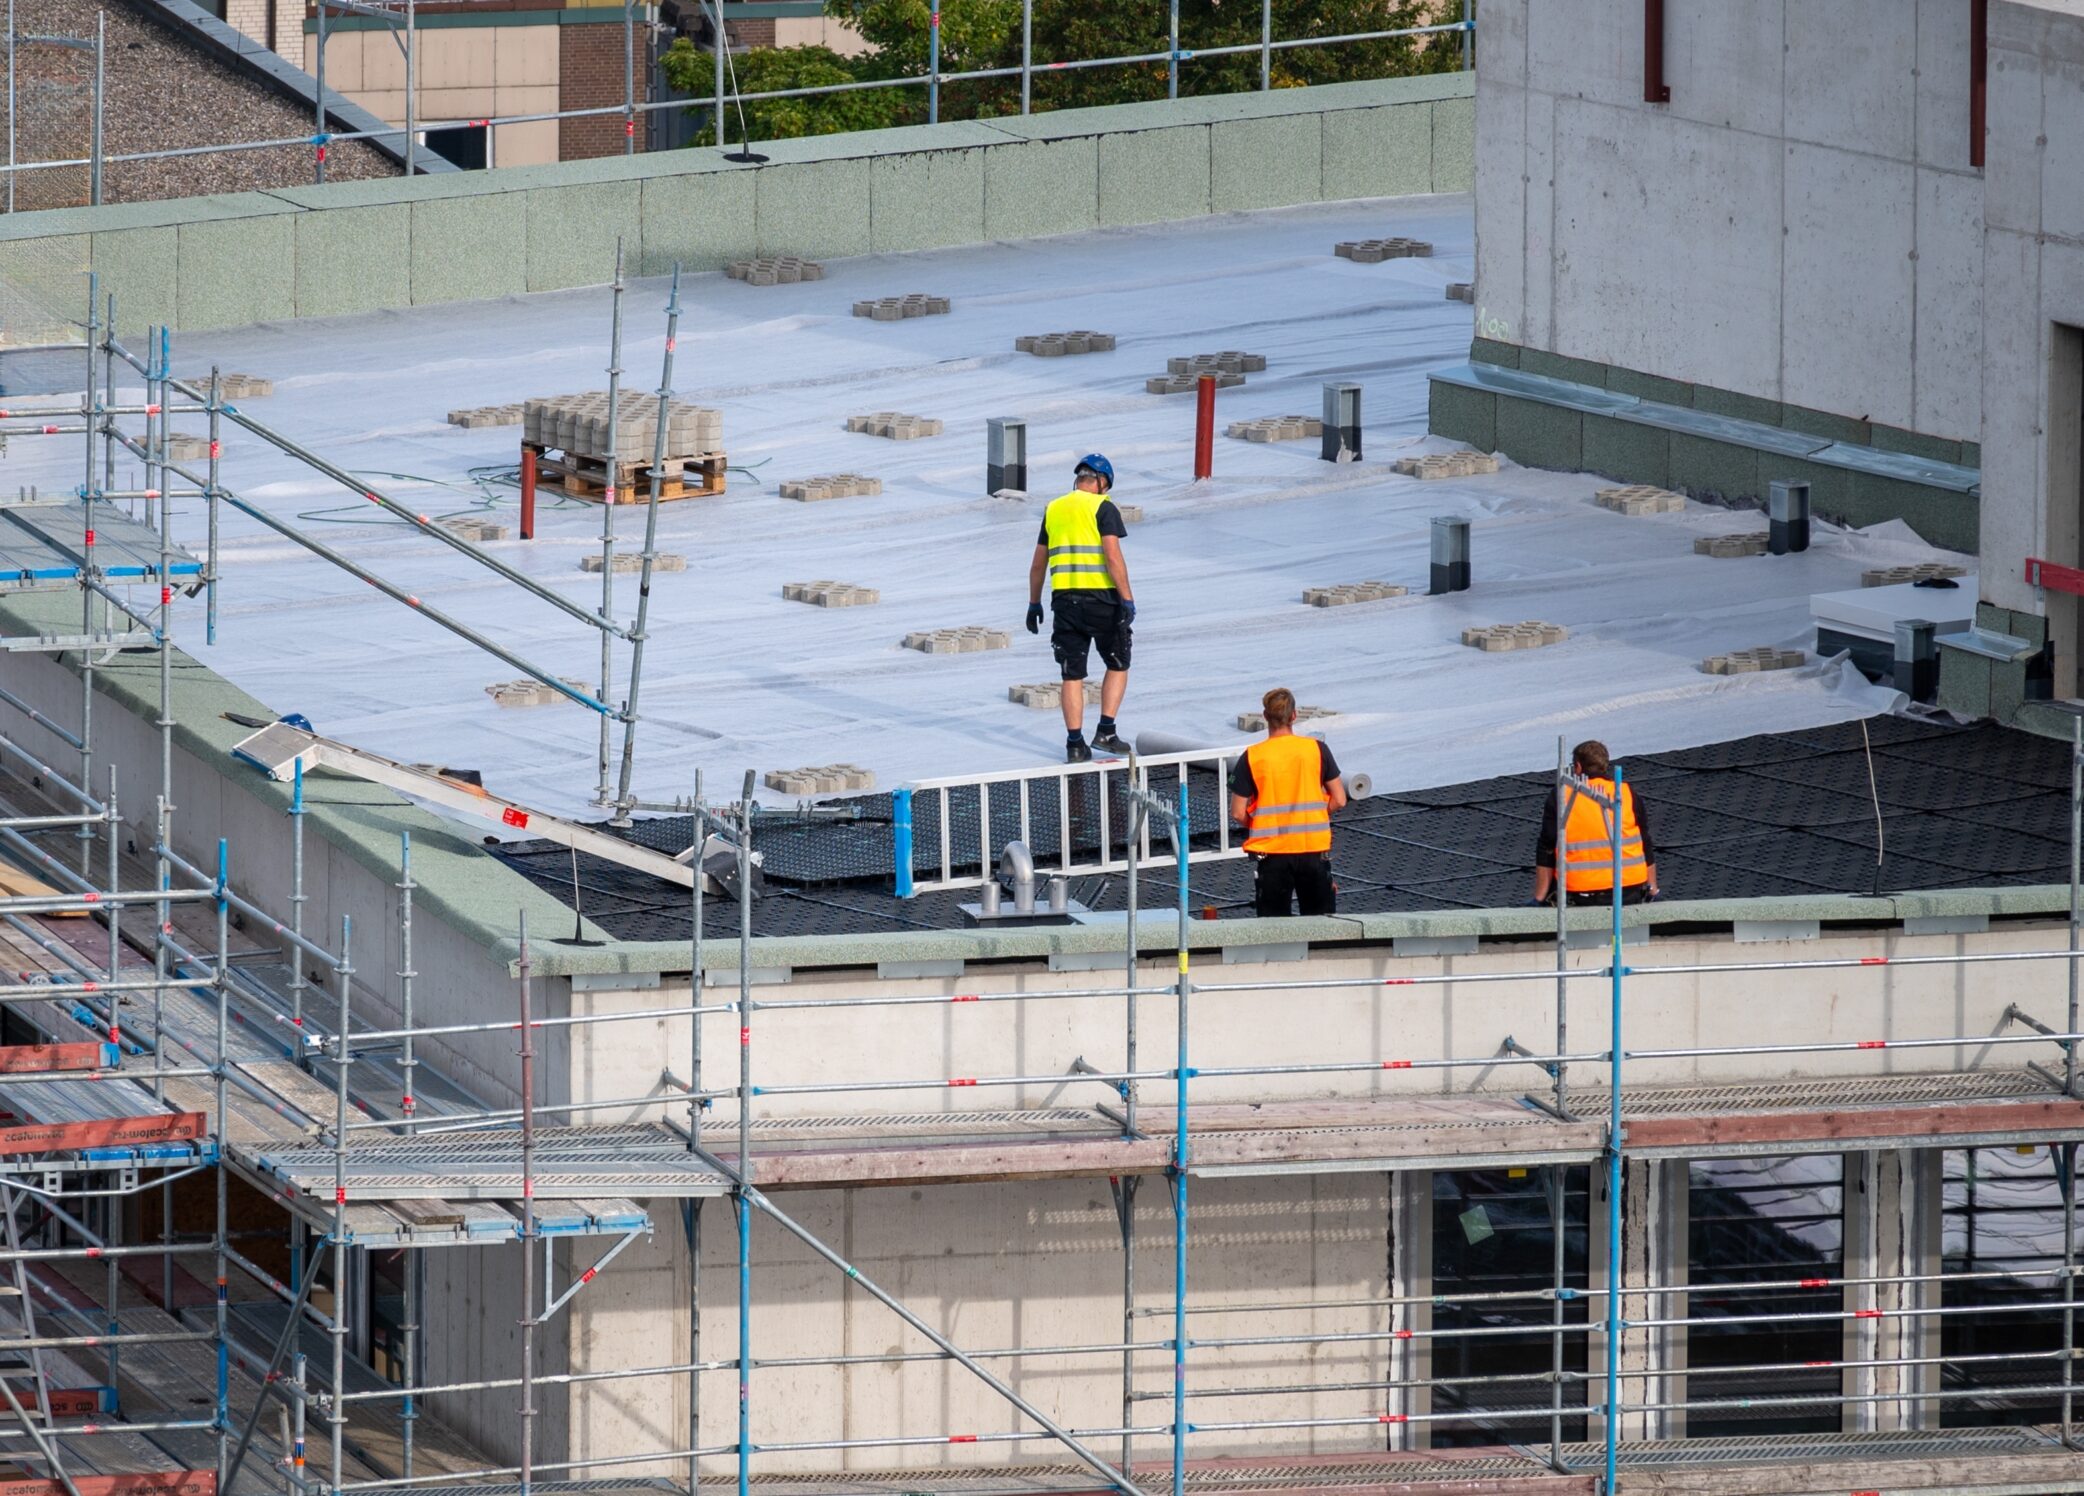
492 714 2076 939
1 196 1955 824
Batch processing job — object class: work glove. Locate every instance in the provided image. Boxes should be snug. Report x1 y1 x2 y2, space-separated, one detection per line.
1121 599 1137 625
1026 602 1044 635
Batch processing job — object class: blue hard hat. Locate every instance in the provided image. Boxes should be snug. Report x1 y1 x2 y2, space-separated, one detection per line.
1075 453 1115 491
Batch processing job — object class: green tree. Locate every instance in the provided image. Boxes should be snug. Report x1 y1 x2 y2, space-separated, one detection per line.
660 38 904 144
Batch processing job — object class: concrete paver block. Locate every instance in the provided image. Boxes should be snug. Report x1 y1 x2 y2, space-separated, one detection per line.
581 551 686 574
1148 371 1245 395
215 373 272 399
1861 562 1969 587
1168 351 1268 376
783 580 880 607
1335 237 1434 262
1017 330 1116 356
1115 504 1144 524
447 404 525 429
439 516 511 543
845 413 943 441
1461 621 1568 652
486 676 591 708
1237 704 1336 732
1393 449 1499 479
1303 580 1407 607
1702 647 1807 675
726 256 825 285
1445 282 1474 303
1008 680 1101 710
1594 483 1686 517
903 625 1010 654
1693 532 1771 559
521 391 723 462
779 474 883 502
852 294 951 319
1227 415 1325 443
764 763 874 796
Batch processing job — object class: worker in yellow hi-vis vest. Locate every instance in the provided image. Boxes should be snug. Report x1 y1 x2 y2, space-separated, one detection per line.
1026 454 1134 764
1230 688 1349 916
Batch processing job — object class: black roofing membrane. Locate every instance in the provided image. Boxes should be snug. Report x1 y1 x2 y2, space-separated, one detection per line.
492 717 2078 942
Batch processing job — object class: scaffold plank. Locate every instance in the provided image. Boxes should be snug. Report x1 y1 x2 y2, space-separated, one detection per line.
1623 1097 2084 1154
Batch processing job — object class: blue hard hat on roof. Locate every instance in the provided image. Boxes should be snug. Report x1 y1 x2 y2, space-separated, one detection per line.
1075 453 1115 490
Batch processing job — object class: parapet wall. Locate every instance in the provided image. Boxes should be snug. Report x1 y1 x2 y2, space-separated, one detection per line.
0 73 1471 335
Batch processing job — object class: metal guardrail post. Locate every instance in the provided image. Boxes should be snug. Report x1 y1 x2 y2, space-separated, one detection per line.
892 788 914 897
1168 0 1180 98
1602 764 1624 1494
929 0 941 123
1260 0 1271 89
1171 776 1189 1496
1021 0 1032 113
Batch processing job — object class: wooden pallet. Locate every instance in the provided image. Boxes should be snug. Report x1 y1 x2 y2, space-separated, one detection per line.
529 446 726 502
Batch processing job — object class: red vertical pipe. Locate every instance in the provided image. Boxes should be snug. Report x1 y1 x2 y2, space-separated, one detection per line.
519 443 537 540
1970 0 1988 168
1193 375 1216 480
1643 0 1670 103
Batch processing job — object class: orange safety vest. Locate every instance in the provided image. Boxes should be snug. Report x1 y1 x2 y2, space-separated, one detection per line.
1242 736 1332 854
1561 778 1648 892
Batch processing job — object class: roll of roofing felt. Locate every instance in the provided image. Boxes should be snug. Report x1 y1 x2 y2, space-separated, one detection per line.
1344 773 1372 801
1133 730 1211 758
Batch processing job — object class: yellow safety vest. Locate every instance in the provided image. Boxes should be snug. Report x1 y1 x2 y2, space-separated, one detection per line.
1561 779 1648 892
1242 736 1332 854
1043 490 1114 592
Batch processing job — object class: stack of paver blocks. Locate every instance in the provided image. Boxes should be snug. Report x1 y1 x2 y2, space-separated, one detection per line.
846 413 943 440
903 626 1009 653
523 392 723 461
1148 352 1264 395
1009 681 1101 710
215 373 273 399
1595 484 1686 516
448 404 524 429
784 581 879 607
726 257 823 285
439 516 509 542
1445 283 1475 303
1393 450 1499 479
779 474 883 502
1335 238 1433 262
1116 504 1144 523
764 764 874 795
1702 647 1807 674
1861 562 1969 587
1227 415 1325 443
1462 621 1568 651
1016 332 1116 356
167 435 213 462
581 552 686 574
1237 704 1337 732
486 676 590 708
1693 533 1771 559
853 294 950 320
1303 581 1407 607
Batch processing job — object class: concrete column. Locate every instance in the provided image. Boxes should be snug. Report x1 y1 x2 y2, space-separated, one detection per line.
1845 1149 1943 1432
1391 1170 1431 1451
1587 1159 1685 1443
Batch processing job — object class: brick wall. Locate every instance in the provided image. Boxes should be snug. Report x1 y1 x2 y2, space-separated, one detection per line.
224 0 275 51
558 21 639 160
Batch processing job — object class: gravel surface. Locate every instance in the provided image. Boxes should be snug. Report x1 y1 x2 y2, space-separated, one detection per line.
0 0 398 211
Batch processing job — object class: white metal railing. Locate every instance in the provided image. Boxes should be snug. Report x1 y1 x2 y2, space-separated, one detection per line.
894 747 1245 896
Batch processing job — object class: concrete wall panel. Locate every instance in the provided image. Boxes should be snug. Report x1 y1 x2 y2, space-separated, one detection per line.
1666 0 1786 138
1472 80 1526 345
1097 127 1212 228
174 213 295 330
1783 0 1917 159
1913 166 1985 441
1983 47 2046 235
1321 103 1432 202
640 169 759 275
526 180 642 293
982 137 1099 241
1524 0 1640 110
1210 113 1323 212
870 147 988 253
1915 0 1976 170
2042 58 2084 244
412 193 528 306
1549 98 1784 397
90 226 179 335
1977 227 2042 611
1781 143 1916 428
294 202 411 320
757 158 875 259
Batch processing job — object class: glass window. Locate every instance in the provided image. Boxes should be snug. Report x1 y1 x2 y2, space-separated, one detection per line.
1686 1156 1844 1437
1431 1166 1590 1447
1943 1145 2076 1426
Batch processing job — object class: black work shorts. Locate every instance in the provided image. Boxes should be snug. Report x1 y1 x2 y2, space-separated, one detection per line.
1252 851 1337 918
1051 593 1132 681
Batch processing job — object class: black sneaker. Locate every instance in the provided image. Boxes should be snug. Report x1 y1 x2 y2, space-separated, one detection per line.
1065 739 1094 764
1092 728 1129 755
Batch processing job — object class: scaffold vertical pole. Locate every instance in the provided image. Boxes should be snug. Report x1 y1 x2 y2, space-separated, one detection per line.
1020 0 1032 113
1168 0 1180 98
1121 755 1142 1474
331 914 354 1496
612 263 682 821
624 0 637 153
214 838 232 1481
1602 765 1625 1496
929 0 941 123
397 832 418 1480
206 368 222 645
519 909 538 1496
1546 1164 1565 1471
103 768 121 1400
596 244 627 808
2063 1139 2076 1448
1172 775 1189 1496
738 770 755 1496
78 278 99 877
2068 714 2079 1098
1554 738 1569 1116
1259 0 1271 89
688 769 705 1496
290 758 308 1031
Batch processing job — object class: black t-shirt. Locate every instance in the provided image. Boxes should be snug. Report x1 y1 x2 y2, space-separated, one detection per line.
1230 737 1341 800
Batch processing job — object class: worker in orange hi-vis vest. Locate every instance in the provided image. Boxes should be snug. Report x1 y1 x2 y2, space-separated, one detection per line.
1229 687 1349 917
1532 739 1664 907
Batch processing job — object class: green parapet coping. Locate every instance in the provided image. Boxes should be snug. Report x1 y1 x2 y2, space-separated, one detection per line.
980 74 1462 143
